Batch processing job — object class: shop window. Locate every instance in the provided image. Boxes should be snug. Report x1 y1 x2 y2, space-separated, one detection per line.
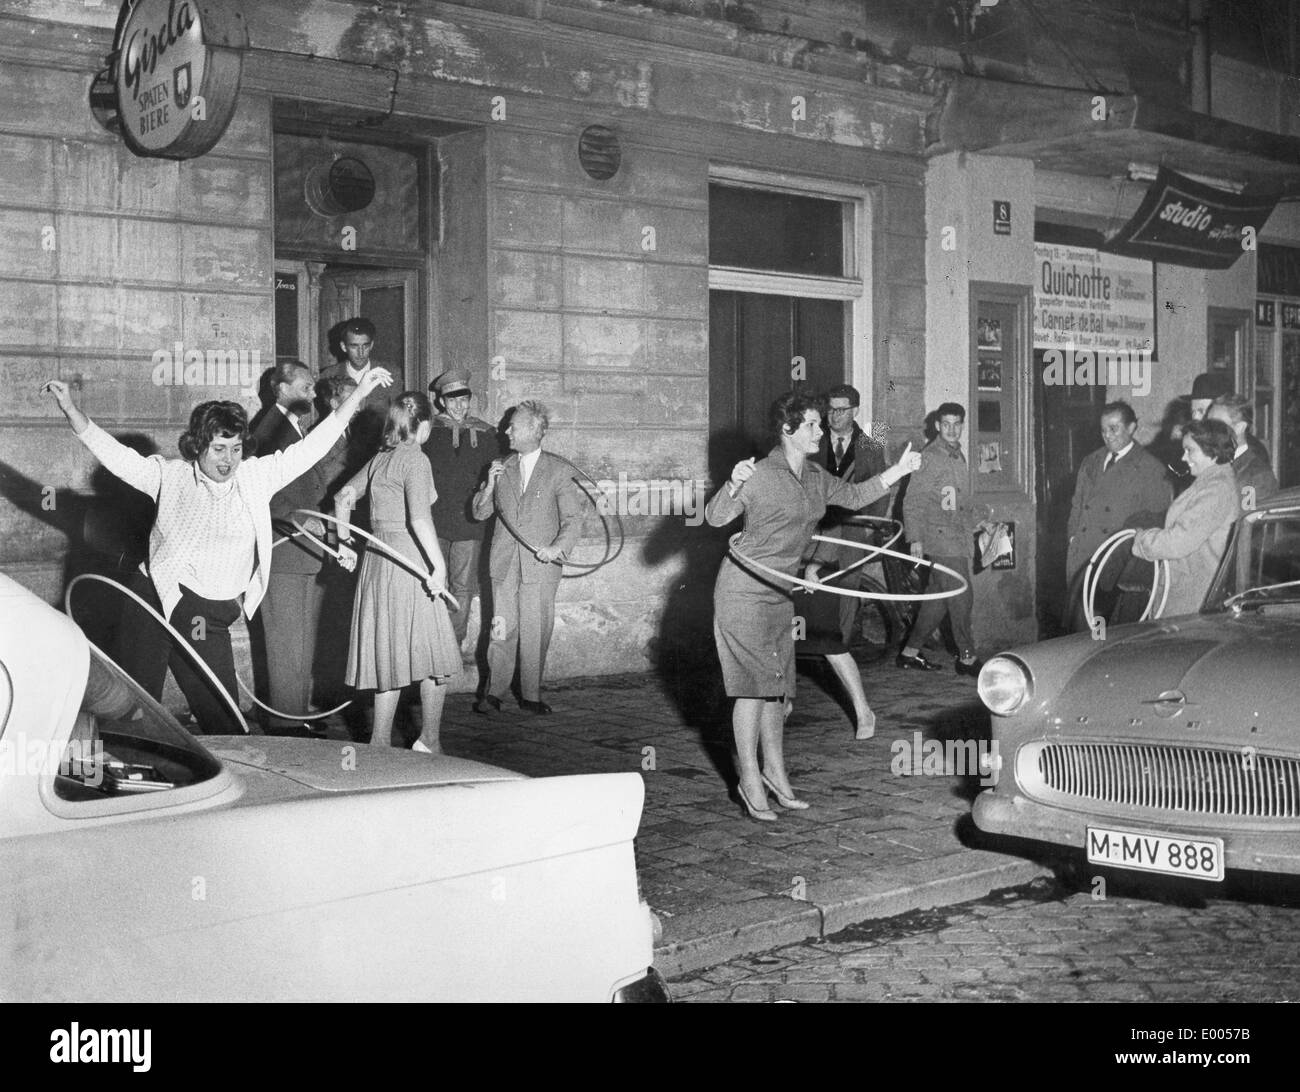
970 287 1029 496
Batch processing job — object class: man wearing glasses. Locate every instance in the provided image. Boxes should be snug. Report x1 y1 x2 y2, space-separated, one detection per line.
818 384 891 647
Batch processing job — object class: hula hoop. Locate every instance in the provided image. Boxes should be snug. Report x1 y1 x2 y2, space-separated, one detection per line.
488 453 625 577
816 516 905 585
1081 529 1170 631
728 532 970 602
291 509 461 615
65 573 252 735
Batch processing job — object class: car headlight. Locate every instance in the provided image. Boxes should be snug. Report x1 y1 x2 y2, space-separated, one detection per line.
978 655 1032 716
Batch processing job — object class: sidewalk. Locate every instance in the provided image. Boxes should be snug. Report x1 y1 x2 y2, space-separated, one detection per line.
431 649 1051 978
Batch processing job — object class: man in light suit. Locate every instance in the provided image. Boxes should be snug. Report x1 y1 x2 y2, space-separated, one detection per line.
471 400 586 715
250 361 331 735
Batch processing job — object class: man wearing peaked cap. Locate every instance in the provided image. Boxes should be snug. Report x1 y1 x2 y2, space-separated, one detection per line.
423 367 499 650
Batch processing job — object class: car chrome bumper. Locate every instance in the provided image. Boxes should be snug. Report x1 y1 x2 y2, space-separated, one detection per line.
612 967 671 1003
973 788 1300 875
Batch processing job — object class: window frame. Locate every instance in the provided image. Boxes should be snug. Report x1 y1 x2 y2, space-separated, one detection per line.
707 165 872 418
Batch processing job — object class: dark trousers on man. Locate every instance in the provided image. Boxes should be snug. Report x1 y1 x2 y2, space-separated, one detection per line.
438 537 481 649
485 564 557 703
257 570 322 731
115 572 245 734
908 554 974 656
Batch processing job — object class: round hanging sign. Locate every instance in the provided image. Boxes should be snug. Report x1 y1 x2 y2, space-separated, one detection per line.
113 0 249 160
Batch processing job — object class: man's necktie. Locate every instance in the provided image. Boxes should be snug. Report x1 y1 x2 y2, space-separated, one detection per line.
835 437 846 463
1103 454 1114 473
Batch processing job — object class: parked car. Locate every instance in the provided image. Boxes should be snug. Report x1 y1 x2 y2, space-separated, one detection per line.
0 572 667 1001
974 487 1300 882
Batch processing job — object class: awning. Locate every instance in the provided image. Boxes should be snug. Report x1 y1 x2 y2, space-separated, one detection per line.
931 76 1300 198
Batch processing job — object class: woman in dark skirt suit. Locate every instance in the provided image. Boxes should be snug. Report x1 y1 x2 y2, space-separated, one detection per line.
336 392 460 753
705 393 921 821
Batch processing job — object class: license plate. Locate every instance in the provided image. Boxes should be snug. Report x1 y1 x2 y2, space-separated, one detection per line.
1086 826 1224 881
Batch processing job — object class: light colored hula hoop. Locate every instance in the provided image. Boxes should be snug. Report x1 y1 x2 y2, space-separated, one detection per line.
1082 529 1170 631
489 453 625 577
728 532 969 602
292 509 461 615
235 675 350 722
249 524 352 722
65 573 251 735
816 516 905 585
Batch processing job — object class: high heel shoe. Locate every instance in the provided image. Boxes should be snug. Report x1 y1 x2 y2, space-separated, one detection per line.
854 708 877 740
736 781 777 822
760 772 810 810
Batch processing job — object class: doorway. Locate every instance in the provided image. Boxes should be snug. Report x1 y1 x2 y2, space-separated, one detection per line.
1033 348 1106 636
319 267 420 390
709 290 846 466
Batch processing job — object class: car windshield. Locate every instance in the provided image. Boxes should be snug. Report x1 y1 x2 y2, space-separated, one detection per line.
55 646 222 801
1205 507 1300 612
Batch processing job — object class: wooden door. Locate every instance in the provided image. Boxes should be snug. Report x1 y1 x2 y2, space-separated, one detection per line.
708 289 845 473
319 268 419 390
1033 348 1105 636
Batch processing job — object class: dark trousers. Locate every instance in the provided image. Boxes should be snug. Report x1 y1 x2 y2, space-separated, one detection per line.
438 537 481 648
907 554 975 657
115 572 244 734
256 569 322 730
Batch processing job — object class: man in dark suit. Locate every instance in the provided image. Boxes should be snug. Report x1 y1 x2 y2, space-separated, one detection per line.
818 383 891 646
250 361 331 734
1064 401 1171 632
1209 394 1279 513
1187 371 1269 462
318 317 393 481
471 401 586 715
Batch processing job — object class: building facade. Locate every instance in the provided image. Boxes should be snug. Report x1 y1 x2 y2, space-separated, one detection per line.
2 0 1298 692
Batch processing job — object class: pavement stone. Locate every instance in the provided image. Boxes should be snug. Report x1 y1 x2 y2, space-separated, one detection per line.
317 650 1050 978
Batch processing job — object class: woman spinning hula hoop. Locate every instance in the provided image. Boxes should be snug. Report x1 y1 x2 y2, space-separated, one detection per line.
41 368 393 735
334 392 461 753
705 392 923 822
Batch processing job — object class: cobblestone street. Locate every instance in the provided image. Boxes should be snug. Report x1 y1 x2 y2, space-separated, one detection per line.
668 877 1300 1003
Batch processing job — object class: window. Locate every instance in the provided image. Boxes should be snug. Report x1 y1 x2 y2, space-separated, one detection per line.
709 185 848 277
707 171 869 458
971 287 1030 494
55 648 222 802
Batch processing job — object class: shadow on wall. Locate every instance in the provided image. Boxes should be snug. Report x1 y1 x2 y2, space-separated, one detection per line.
0 438 158 652
639 426 764 784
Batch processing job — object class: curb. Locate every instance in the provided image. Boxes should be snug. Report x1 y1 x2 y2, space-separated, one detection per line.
653 850 1051 978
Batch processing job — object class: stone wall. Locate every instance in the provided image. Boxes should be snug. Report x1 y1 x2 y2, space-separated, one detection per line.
0 0 929 687
0 36 274 597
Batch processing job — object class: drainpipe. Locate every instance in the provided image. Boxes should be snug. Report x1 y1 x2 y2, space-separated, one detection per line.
1188 0 1211 114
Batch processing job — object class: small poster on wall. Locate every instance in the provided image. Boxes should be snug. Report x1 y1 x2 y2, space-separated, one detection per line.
978 441 1003 474
977 317 1002 349
977 354 1002 391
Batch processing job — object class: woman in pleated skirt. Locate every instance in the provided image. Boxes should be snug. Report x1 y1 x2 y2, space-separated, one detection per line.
336 392 460 752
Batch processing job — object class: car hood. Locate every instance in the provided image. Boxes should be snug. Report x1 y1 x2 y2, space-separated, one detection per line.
206 737 525 793
1027 611 1300 741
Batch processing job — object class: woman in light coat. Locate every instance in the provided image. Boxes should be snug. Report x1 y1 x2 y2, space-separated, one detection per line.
1131 419 1240 618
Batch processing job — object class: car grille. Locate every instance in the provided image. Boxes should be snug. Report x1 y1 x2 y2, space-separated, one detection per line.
1024 741 1300 818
